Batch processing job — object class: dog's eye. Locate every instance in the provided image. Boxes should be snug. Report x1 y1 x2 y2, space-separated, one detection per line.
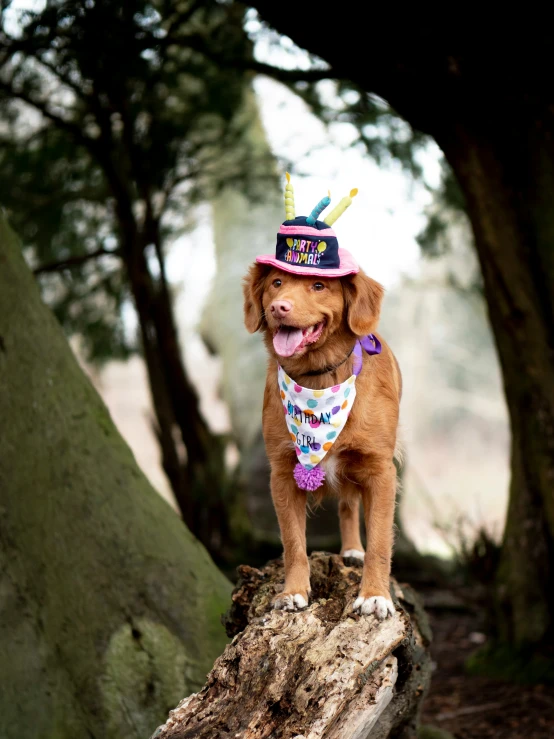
313 282 325 291
272 279 282 288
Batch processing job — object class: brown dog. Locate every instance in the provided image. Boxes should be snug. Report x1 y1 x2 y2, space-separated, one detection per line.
243 264 401 619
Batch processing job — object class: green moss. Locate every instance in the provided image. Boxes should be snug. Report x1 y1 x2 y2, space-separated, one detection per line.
101 619 206 739
466 642 554 684
418 725 456 739
204 590 232 653
0 215 232 738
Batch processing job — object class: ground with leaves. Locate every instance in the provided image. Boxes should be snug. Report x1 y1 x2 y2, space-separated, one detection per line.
421 597 554 738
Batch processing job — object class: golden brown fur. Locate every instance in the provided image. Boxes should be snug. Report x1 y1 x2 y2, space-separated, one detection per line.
243 264 401 614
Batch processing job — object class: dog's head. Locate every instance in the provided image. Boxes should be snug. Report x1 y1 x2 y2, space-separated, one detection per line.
243 264 384 362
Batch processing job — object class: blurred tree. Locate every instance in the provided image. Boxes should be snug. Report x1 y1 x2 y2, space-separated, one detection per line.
245 5 554 676
0 214 230 739
0 0 274 562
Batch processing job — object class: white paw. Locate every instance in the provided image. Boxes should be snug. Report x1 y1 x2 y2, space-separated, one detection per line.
342 549 365 561
353 595 395 620
273 593 308 611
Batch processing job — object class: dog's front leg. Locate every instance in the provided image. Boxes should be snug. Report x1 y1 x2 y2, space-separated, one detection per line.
353 461 396 620
270 468 310 611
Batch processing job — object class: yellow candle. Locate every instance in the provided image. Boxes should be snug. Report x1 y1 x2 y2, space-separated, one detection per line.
324 188 358 226
284 171 295 220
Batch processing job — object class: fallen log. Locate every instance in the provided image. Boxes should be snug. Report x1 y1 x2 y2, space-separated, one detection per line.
151 552 432 739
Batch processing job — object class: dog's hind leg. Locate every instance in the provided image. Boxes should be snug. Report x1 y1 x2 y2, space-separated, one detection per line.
270 468 310 611
339 492 364 562
353 461 396 620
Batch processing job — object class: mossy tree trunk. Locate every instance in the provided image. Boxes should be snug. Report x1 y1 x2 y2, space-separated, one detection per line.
0 216 231 739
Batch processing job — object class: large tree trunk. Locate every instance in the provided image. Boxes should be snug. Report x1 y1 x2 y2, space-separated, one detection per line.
437 121 554 657
240 4 554 668
0 215 231 739
152 552 432 739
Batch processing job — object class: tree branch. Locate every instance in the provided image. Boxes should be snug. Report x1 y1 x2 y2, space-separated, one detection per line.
180 35 336 84
0 78 97 154
241 58 335 83
161 0 206 47
2 26 91 102
33 247 120 275
34 54 90 103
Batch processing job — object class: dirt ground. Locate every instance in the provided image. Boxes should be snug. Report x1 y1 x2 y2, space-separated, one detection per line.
420 598 554 738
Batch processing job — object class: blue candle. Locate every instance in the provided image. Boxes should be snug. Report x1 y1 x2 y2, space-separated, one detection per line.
306 194 331 226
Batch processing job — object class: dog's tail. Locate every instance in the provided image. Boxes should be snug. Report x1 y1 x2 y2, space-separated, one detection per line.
393 423 405 469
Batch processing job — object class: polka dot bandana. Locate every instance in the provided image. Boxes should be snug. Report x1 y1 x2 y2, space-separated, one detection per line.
278 365 357 471
278 335 381 479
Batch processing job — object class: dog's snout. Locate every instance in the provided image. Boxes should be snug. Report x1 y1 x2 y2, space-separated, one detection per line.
271 300 293 318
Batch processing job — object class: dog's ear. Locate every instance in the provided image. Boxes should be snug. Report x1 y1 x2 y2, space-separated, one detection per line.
243 263 269 333
343 270 384 336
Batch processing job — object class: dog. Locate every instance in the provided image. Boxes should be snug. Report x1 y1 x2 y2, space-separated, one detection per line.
243 263 401 619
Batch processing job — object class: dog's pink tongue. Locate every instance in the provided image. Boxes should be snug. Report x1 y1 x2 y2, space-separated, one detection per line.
273 327 304 357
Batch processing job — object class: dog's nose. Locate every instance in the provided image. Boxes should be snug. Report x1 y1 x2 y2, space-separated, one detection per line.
271 300 293 318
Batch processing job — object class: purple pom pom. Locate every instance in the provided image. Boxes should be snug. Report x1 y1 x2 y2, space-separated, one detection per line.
294 463 326 491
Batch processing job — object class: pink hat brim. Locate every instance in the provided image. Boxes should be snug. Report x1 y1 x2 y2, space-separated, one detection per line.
255 248 359 278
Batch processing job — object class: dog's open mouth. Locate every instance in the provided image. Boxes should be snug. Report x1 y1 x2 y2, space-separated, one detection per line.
273 321 325 358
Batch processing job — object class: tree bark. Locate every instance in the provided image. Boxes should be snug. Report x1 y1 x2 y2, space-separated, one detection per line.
436 121 554 655
152 552 432 739
0 216 231 739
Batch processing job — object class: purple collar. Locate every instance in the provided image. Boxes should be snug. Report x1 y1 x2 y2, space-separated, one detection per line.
292 333 381 378
353 334 381 376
